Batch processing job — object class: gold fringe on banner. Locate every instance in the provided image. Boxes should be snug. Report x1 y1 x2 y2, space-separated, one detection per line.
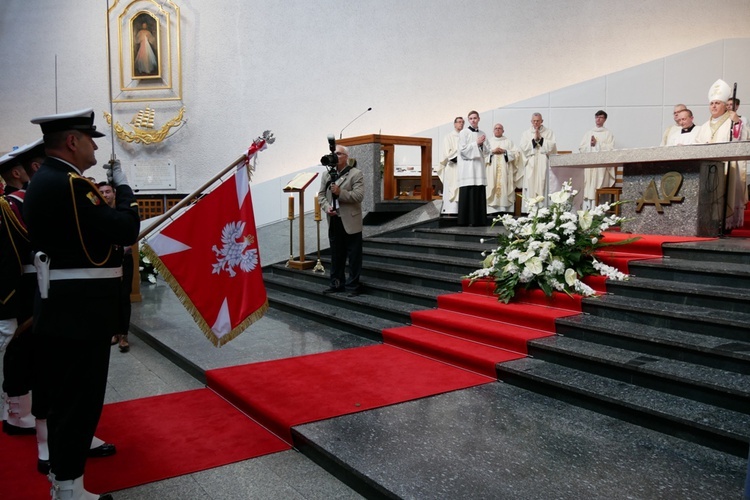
140 242 268 348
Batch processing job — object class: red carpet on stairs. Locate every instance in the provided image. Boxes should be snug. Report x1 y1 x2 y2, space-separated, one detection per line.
0 389 289 500
595 232 715 273
383 280 584 377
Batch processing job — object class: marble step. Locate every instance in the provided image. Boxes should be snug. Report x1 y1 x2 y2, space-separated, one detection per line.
497 356 750 456
555 314 750 374
662 239 750 265
292 383 747 498
315 254 465 292
265 288 400 342
581 294 750 342
628 257 750 289
526 335 750 415
364 235 495 260
362 246 482 275
263 273 425 325
267 264 446 308
604 275 750 313
411 225 504 244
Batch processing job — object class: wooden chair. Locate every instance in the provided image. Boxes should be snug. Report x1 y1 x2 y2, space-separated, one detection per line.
595 187 621 215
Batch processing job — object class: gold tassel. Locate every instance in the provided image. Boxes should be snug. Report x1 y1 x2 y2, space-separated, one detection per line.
141 242 267 347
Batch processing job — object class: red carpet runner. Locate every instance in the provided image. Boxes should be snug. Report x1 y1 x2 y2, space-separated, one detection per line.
0 389 289 500
207 344 492 444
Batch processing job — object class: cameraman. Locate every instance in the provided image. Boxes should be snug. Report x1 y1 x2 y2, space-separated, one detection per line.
317 145 364 296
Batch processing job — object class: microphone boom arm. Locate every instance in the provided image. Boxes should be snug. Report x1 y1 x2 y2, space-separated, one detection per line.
339 107 372 139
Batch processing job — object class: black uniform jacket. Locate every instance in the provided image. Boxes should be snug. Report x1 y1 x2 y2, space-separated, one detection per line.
23 157 140 340
0 190 29 319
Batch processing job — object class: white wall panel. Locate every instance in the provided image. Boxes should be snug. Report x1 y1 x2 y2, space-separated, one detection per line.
606 60 665 107
664 40 725 107
550 77 607 109
723 39 750 100
606 107 665 149
505 94 551 110
547 108 593 153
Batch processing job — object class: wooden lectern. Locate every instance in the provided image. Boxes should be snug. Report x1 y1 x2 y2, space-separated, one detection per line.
283 172 319 270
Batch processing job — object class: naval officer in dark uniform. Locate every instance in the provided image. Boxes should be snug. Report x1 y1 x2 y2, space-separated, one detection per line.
23 108 140 500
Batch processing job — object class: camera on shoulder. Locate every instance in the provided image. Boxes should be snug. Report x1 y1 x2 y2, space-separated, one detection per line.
321 134 339 179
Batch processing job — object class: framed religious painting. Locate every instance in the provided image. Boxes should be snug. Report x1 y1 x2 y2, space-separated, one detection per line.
107 0 182 102
131 11 161 80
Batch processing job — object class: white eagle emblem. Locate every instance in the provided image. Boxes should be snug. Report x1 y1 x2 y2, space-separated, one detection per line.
212 221 259 277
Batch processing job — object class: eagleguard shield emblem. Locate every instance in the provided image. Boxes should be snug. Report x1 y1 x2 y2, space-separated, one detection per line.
212 221 259 277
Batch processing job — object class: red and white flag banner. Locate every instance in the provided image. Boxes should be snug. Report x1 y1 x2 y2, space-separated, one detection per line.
142 164 267 347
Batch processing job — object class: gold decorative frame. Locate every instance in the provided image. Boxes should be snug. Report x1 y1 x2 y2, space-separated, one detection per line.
107 0 182 102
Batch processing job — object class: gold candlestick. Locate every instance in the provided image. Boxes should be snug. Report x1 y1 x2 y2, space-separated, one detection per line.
286 195 294 267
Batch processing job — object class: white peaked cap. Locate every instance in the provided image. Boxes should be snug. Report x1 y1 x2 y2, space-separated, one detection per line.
9 138 44 158
708 79 731 103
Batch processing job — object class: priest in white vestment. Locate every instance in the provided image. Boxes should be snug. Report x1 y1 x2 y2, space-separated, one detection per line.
520 113 556 209
660 104 687 146
579 110 616 203
486 123 524 213
694 79 749 230
666 109 701 146
457 111 491 226
436 116 464 215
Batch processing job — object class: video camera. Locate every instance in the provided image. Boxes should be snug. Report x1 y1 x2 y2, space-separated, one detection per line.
320 134 339 178
321 134 339 211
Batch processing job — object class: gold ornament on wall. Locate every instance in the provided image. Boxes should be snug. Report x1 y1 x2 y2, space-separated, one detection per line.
104 106 186 145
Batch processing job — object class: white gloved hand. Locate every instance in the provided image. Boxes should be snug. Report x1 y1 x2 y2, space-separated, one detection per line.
0 319 17 352
104 160 129 187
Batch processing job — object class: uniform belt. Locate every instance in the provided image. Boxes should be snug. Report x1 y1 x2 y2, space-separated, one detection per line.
23 265 36 274
49 267 123 281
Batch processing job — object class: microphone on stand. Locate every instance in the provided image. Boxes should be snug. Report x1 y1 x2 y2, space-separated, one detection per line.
340 107 372 139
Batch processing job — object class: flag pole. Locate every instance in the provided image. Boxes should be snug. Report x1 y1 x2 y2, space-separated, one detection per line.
105 0 117 164
137 154 248 241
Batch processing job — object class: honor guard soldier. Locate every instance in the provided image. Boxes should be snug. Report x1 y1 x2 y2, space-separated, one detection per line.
1 151 34 435
7 138 116 476
24 108 140 500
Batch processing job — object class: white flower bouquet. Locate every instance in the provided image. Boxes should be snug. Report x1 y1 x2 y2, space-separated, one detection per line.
139 243 159 284
469 181 634 303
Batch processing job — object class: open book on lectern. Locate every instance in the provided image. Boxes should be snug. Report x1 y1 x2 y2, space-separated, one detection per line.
283 172 319 192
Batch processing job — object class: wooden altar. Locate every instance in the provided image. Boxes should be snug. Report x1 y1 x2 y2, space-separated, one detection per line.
337 134 434 202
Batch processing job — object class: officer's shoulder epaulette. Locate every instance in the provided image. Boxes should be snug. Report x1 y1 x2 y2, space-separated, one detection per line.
68 173 106 207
